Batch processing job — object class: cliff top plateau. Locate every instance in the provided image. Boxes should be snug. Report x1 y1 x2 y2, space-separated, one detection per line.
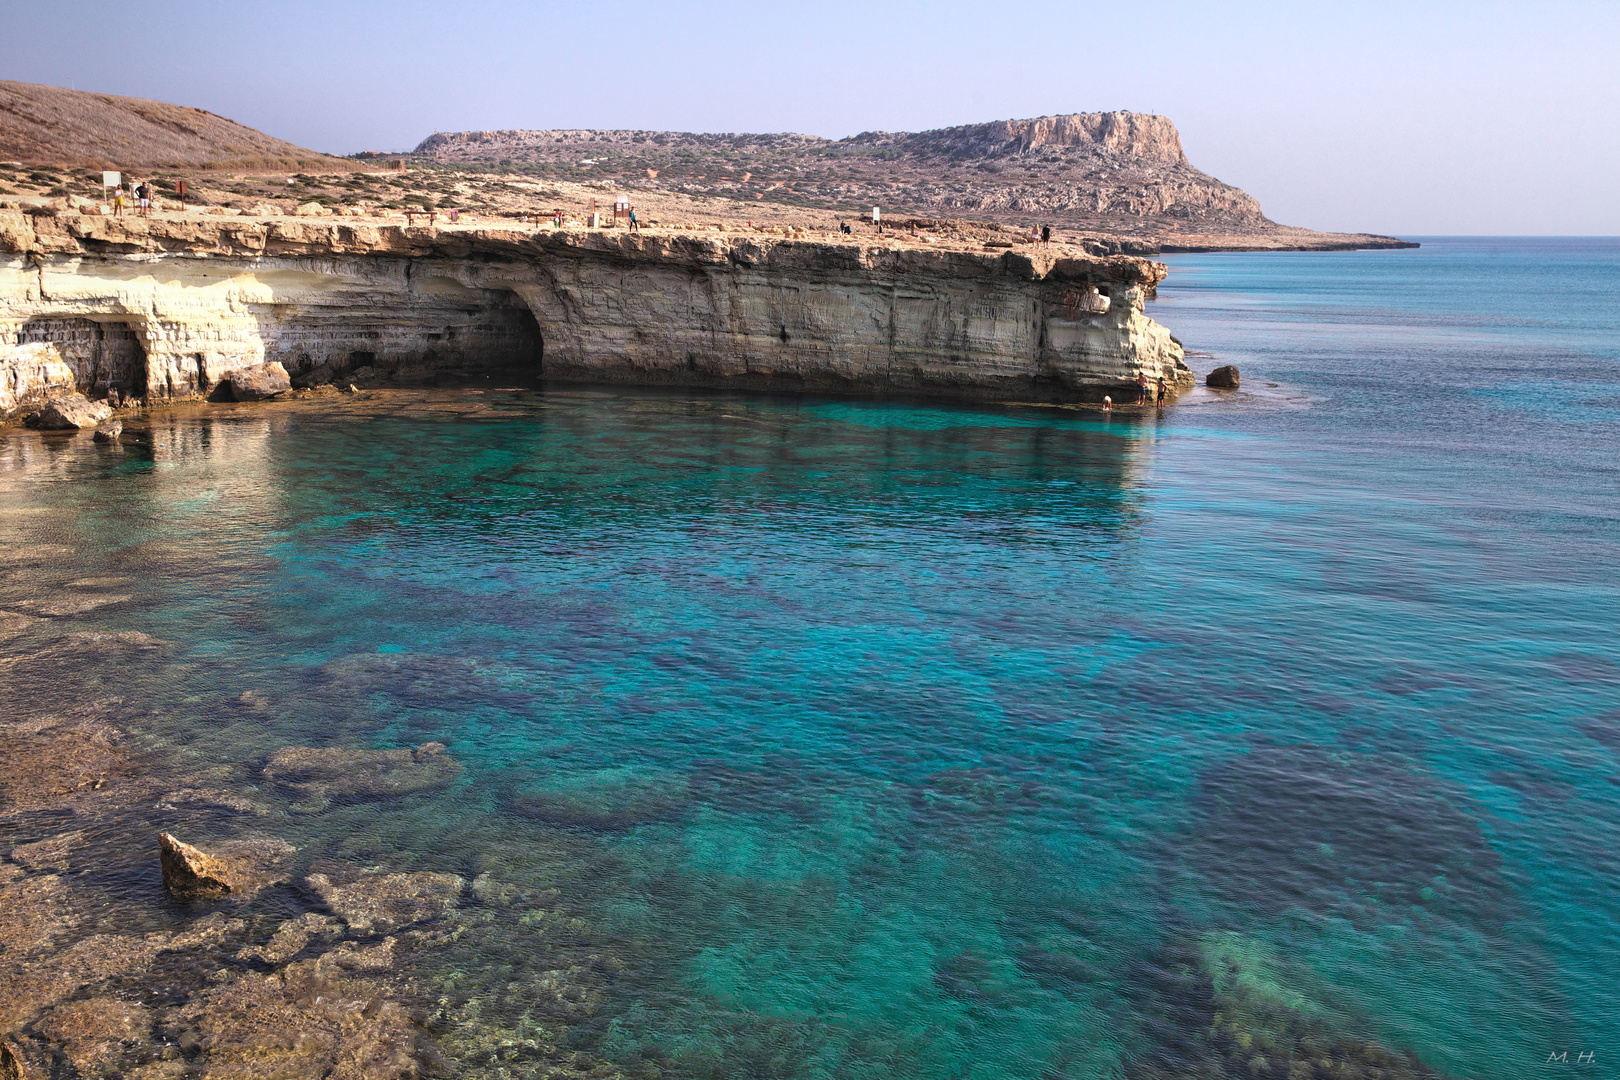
409 111 1413 253
0 80 352 171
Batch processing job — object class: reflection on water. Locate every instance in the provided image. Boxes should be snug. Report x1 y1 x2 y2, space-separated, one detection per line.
3 237 1619 1080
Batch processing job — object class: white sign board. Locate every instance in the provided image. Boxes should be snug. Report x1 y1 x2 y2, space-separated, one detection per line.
102 171 121 187
872 206 880 222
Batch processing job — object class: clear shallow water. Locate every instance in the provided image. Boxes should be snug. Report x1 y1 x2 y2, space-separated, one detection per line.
2 237 1617 1079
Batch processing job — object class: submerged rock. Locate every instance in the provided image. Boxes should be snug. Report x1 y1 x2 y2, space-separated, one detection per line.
238 912 346 965
91 419 122 443
27 394 112 430
25 593 132 617
158 833 296 903
304 862 464 935
10 830 91 872
227 361 291 401
35 996 153 1079
261 742 463 812
1206 364 1240 388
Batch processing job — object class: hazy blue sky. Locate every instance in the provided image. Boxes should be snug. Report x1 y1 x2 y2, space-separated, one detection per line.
4 0 1616 235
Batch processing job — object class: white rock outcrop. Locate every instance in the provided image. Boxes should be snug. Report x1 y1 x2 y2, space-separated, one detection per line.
0 213 1189 416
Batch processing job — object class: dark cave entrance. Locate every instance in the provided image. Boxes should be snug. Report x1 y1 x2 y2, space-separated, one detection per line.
18 317 147 398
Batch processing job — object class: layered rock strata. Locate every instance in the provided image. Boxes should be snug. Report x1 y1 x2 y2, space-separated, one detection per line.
0 211 1188 416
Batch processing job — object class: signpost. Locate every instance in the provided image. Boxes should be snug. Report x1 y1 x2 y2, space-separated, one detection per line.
102 171 120 211
178 179 186 212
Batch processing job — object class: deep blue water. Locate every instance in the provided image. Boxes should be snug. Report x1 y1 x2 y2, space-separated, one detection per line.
2 237 1616 1079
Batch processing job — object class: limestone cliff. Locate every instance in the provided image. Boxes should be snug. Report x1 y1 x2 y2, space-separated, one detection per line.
0 211 1187 417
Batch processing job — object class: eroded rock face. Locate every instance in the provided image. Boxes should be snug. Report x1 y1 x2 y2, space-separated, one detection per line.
27 393 112 430
227 361 290 401
261 742 463 812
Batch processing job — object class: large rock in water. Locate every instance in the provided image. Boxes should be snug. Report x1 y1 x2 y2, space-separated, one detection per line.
29 394 112 430
1206 364 1240 389
159 833 237 901
158 832 296 902
228 362 291 401
92 419 122 443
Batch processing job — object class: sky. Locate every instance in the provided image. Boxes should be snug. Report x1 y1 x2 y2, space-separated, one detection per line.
3 0 1616 236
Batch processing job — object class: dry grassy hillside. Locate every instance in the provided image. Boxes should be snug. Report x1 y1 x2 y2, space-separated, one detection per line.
0 80 349 170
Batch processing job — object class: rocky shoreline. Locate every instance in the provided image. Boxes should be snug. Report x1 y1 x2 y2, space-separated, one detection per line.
0 665 624 1079
0 475 645 1079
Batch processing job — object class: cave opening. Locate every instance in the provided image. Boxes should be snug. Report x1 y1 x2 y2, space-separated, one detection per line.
18 317 147 398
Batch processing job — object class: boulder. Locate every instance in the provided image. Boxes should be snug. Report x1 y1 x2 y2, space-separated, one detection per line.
159 833 236 901
158 833 296 903
294 201 332 217
227 362 291 401
92 420 122 444
1206 364 1240 389
28 394 112 430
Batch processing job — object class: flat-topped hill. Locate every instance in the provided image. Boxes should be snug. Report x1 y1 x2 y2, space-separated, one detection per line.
0 80 348 170
409 111 1409 253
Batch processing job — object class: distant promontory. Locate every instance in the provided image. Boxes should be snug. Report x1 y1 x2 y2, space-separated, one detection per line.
409 112 1414 254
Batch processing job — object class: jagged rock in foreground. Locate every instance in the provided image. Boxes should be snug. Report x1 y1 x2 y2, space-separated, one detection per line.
158 833 296 902
0 213 1190 416
158 833 236 901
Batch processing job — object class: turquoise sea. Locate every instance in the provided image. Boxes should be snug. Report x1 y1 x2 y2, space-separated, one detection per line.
2 237 1616 1079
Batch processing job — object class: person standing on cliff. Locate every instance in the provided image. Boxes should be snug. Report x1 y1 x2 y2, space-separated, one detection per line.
1156 377 1167 409
136 181 151 217
629 208 639 231
112 185 124 217
1041 225 1050 246
1136 370 1149 405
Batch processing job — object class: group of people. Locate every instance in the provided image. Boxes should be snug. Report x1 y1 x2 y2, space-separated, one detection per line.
1137 370 1168 407
1101 373 1170 413
109 181 155 217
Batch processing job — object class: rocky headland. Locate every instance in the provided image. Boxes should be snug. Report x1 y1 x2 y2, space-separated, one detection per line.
0 206 1190 421
408 111 1415 255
